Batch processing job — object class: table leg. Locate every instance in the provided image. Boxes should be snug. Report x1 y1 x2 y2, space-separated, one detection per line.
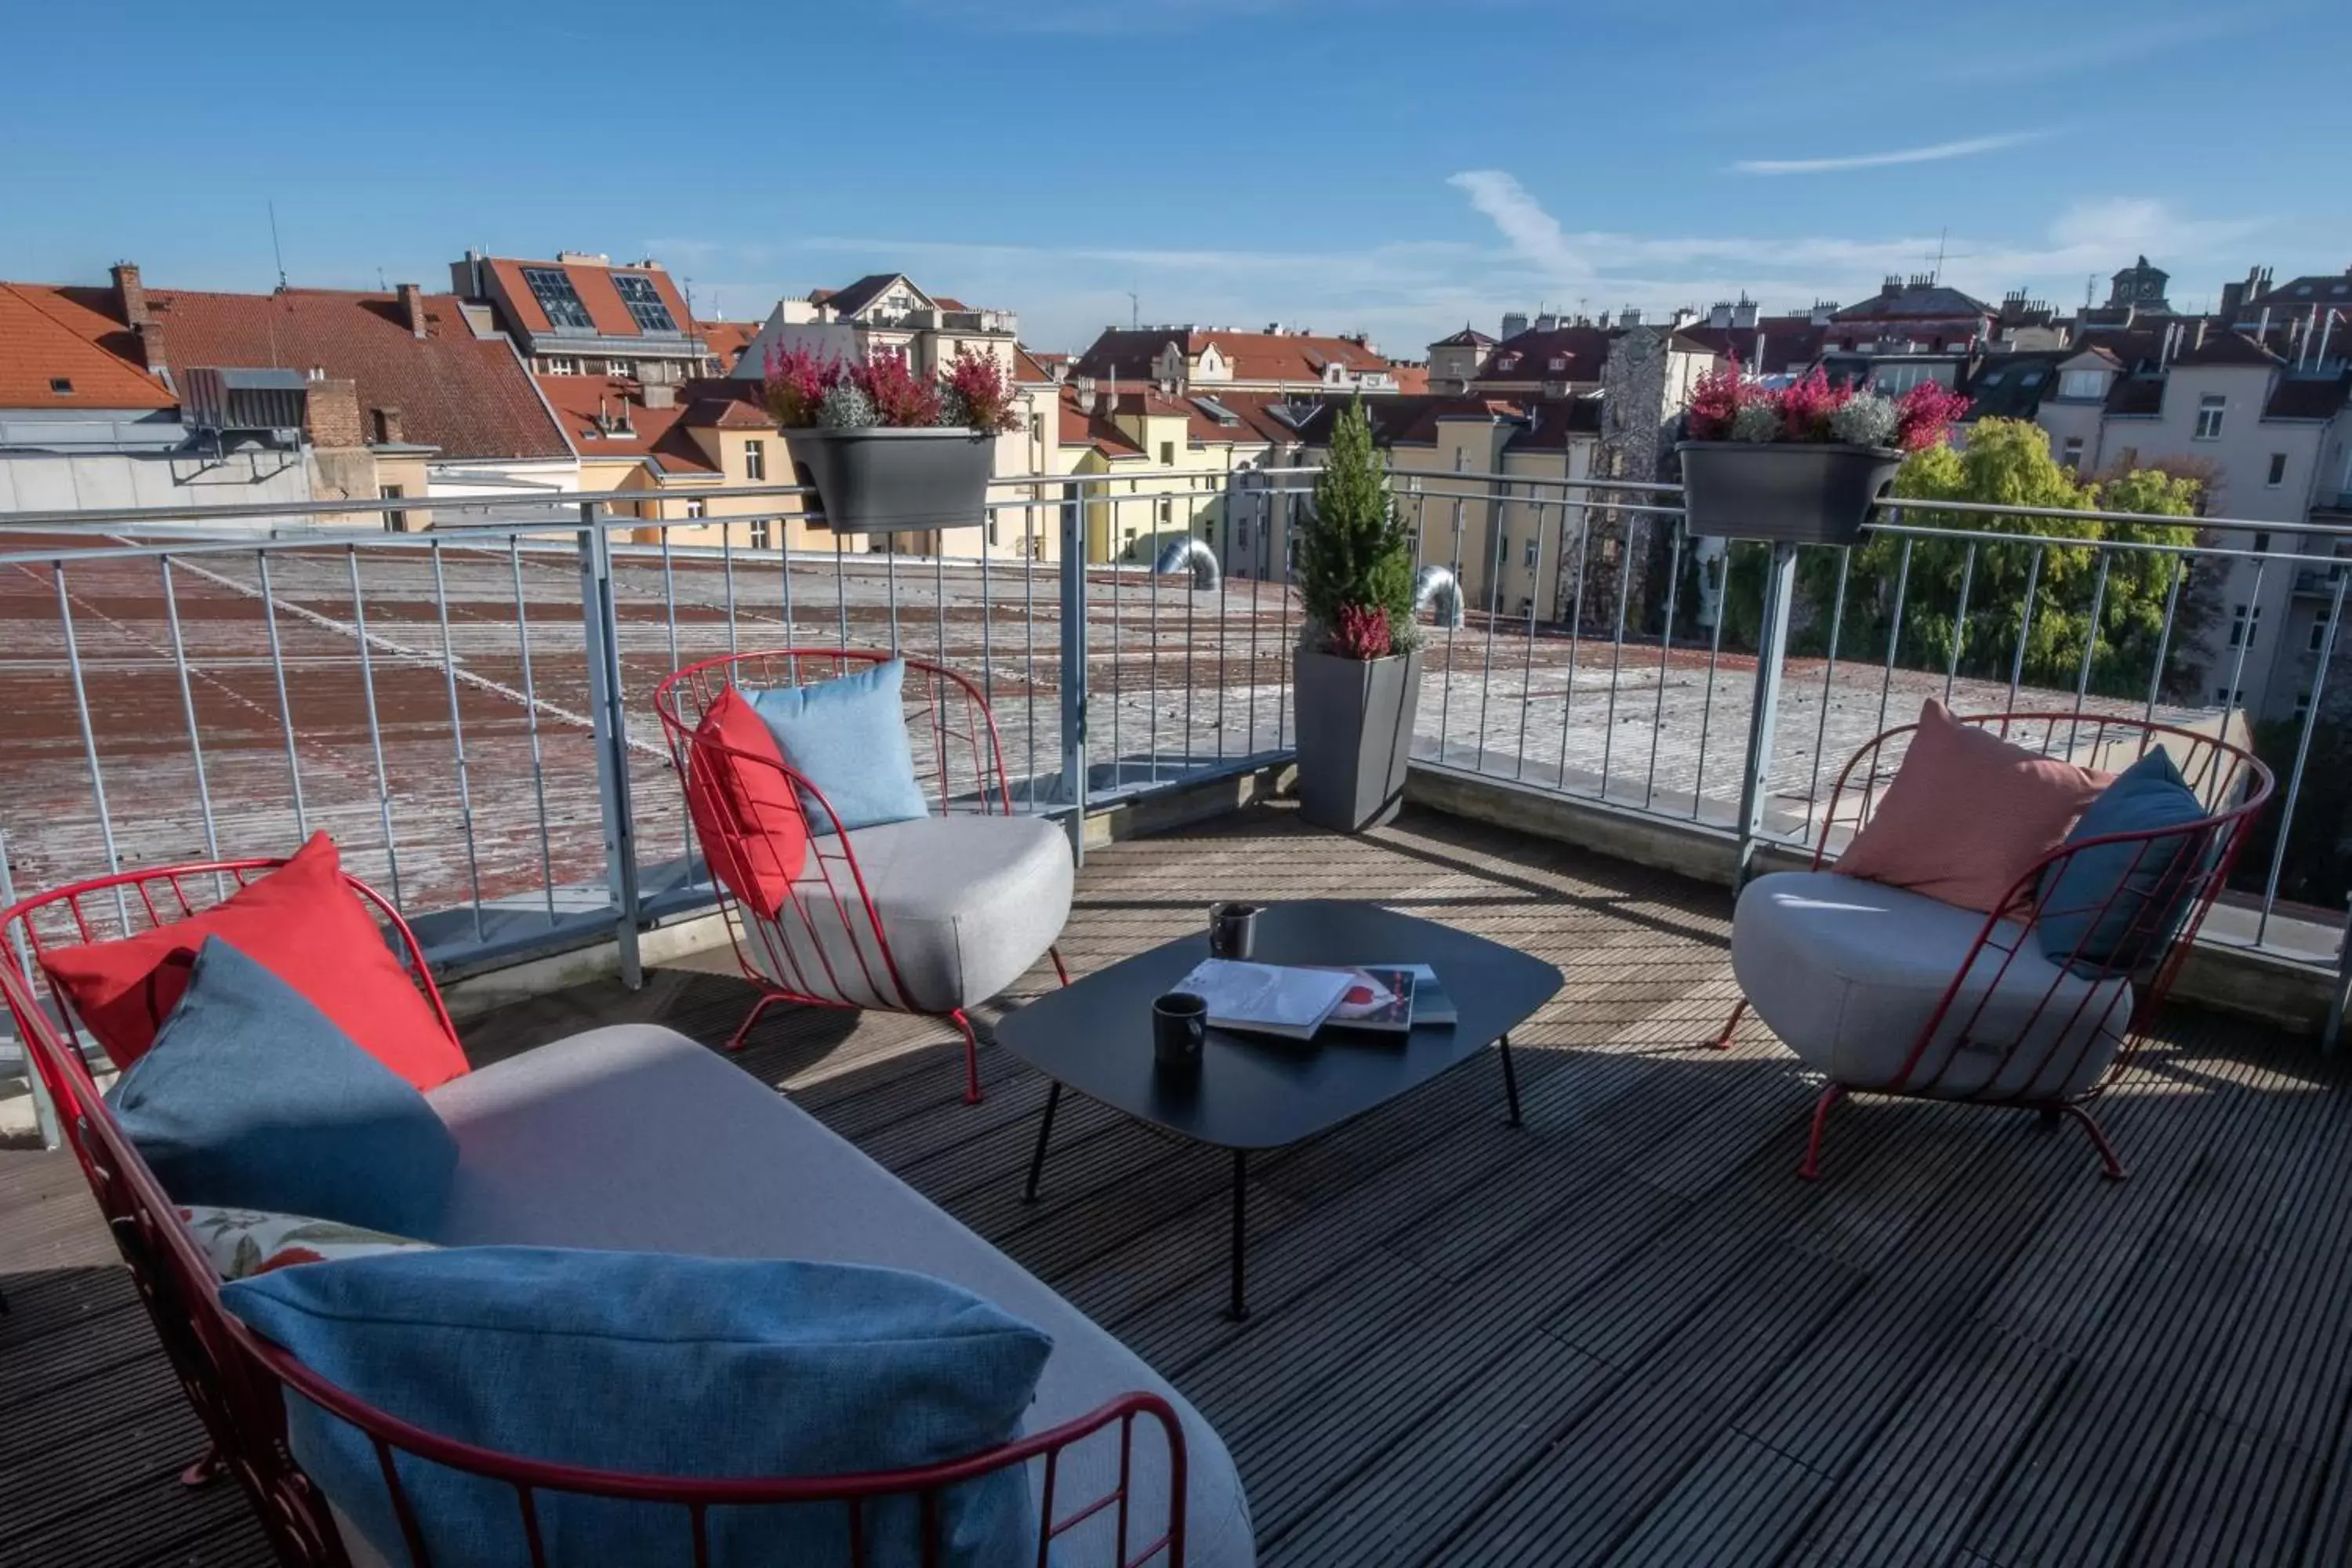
1228 1149 1250 1323
1498 1032 1523 1127
1023 1082 1062 1203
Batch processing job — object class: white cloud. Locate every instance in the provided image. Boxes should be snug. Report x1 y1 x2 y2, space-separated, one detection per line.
1730 132 2046 176
1446 171 1590 282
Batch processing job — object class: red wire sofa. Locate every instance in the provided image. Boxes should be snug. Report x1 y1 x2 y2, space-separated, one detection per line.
1 858 1192 1567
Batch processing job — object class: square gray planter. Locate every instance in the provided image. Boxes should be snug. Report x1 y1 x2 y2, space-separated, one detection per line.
790 426 993 534
1677 441 1901 546
1294 646 1424 833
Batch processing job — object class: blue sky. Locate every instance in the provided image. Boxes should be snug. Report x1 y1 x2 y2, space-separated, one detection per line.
6 0 2347 353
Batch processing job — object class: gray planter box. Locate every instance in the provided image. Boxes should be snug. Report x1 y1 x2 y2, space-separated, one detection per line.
1677 441 1901 546
790 426 993 535
1294 646 1425 833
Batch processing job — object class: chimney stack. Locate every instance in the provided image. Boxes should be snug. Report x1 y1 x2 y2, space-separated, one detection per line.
371 406 405 445
397 283 427 339
112 263 148 327
1731 296 1758 330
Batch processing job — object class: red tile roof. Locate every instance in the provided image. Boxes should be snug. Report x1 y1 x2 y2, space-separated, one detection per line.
0 283 175 409
479 256 695 342
1676 318 1828 375
1472 324 1616 383
1388 363 1429 394
1015 347 1066 384
1073 326 1392 385
1058 387 1143 457
150 287 572 459
696 320 758 373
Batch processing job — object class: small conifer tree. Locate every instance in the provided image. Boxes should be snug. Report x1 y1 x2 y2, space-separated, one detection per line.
1296 395 1415 658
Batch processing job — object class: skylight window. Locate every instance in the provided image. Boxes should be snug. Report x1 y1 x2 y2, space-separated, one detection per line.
612 274 678 334
523 267 595 330
49 377 72 394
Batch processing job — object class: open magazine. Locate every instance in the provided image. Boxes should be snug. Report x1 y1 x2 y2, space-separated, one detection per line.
1173 960 1355 1040
1314 967 1416 1034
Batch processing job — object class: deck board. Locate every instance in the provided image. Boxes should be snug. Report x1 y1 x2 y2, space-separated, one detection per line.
6 800 2352 1566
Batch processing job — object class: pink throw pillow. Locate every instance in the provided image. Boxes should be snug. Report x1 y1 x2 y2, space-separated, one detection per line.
1835 699 2103 914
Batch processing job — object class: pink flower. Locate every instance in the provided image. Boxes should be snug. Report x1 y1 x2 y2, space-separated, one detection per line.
851 349 942 428
1775 367 1849 441
761 344 840 428
1328 603 1395 659
1893 382 1973 451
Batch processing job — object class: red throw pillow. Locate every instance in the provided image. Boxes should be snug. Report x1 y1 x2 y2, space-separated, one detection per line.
38 833 468 1089
687 686 810 919
1835 699 2104 915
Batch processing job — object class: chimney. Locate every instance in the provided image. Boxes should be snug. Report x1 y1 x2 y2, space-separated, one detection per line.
1731 296 1758 330
1500 310 1529 339
2194 318 2209 351
395 283 427 339
1534 313 1559 332
370 406 405 444
112 263 149 327
1620 306 1642 326
1669 307 1697 330
1076 376 1098 415
641 383 676 411
305 379 364 449
1708 300 1733 328
1809 299 1836 327
1881 275 1902 298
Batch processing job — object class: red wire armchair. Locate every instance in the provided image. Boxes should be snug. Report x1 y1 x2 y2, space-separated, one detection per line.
652 650 1074 1105
1714 712 2272 1182
0 858 1182 1568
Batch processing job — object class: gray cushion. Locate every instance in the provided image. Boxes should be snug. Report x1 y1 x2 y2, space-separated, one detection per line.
742 815 1073 1012
1732 870 2132 1102
423 1025 1251 1567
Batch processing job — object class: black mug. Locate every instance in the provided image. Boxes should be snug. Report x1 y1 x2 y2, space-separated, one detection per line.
1208 902 1261 960
1153 991 1207 1069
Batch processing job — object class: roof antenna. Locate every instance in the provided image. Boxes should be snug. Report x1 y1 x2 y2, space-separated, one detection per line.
1127 290 1139 330
267 201 289 292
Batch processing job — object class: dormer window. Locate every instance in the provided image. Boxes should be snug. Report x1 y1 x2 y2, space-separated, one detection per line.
49 377 72 394
1548 356 1567 372
2060 368 2107 399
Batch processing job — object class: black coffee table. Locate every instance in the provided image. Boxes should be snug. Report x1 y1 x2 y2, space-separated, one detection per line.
996 900 1563 1319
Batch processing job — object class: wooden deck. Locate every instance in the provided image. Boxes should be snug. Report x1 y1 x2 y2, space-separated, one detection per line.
9 801 2352 1566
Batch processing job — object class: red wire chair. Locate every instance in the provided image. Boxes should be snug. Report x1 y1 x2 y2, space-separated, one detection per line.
1 858 1184 1567
1712 712 2274 1182
651 649 1071 1106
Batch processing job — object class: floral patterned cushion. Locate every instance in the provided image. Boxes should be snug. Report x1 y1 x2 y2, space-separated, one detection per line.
181 1205 437 1282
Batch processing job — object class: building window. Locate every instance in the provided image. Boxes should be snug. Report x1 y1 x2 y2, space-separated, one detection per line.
2254 532 2271 553
2117 446 2139 470
2268 452 2288 487
2060 368 2105 399
1157 498 1172 524
2060 436 2085 471
49 376 72 395
1237 518 1251 549
2296 691 2312 719
1523 537 1540 568
1160 441 1175 466
379 484 407 533
612 273 679 334
987 511 1000 546
744 440 766 481
521 267 594 329
2310 608 2332 652
543 356 581 376
749 517 771 550
2194 394 2226 441
1548 356 1567 372
2230 602 2261 648
607 359 630 377
2213 685 2245 706
686 498 706 520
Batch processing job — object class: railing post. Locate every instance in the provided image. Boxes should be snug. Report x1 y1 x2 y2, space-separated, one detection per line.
577 505 644 989
0 830 60 1151
1736 538 1800 882
1059 479 1090 866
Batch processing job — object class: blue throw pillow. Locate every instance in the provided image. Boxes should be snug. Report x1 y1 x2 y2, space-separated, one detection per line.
221 1249 1053 1568
2035 748 2210 971
107 938 456 1236
750 659 931 834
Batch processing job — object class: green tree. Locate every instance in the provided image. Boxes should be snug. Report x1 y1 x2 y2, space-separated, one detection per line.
1296 394 1414 650
1723 418 2205 699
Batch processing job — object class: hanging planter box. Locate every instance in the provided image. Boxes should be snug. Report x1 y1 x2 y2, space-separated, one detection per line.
1676 441 1901 546
789 426 993 535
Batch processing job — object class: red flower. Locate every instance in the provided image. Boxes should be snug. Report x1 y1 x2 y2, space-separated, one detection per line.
1328 603 1395 659
1685 355 1748 441
761 344 840 428
1893 382 1973 451
1775 367 1849 441
942 348 1023 434
851 349 942 428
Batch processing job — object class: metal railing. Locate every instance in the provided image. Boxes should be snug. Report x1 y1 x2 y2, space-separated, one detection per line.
7 462 2352 1136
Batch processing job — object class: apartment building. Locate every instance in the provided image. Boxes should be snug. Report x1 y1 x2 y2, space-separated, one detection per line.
732 274 1022 381
452 252 708 384
0 264 575 522
1073 325 1401 397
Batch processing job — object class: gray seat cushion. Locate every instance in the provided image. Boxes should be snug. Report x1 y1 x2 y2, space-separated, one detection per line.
1732 870 2132 1102
420 1025 1250 1566
743 815 1073 1012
